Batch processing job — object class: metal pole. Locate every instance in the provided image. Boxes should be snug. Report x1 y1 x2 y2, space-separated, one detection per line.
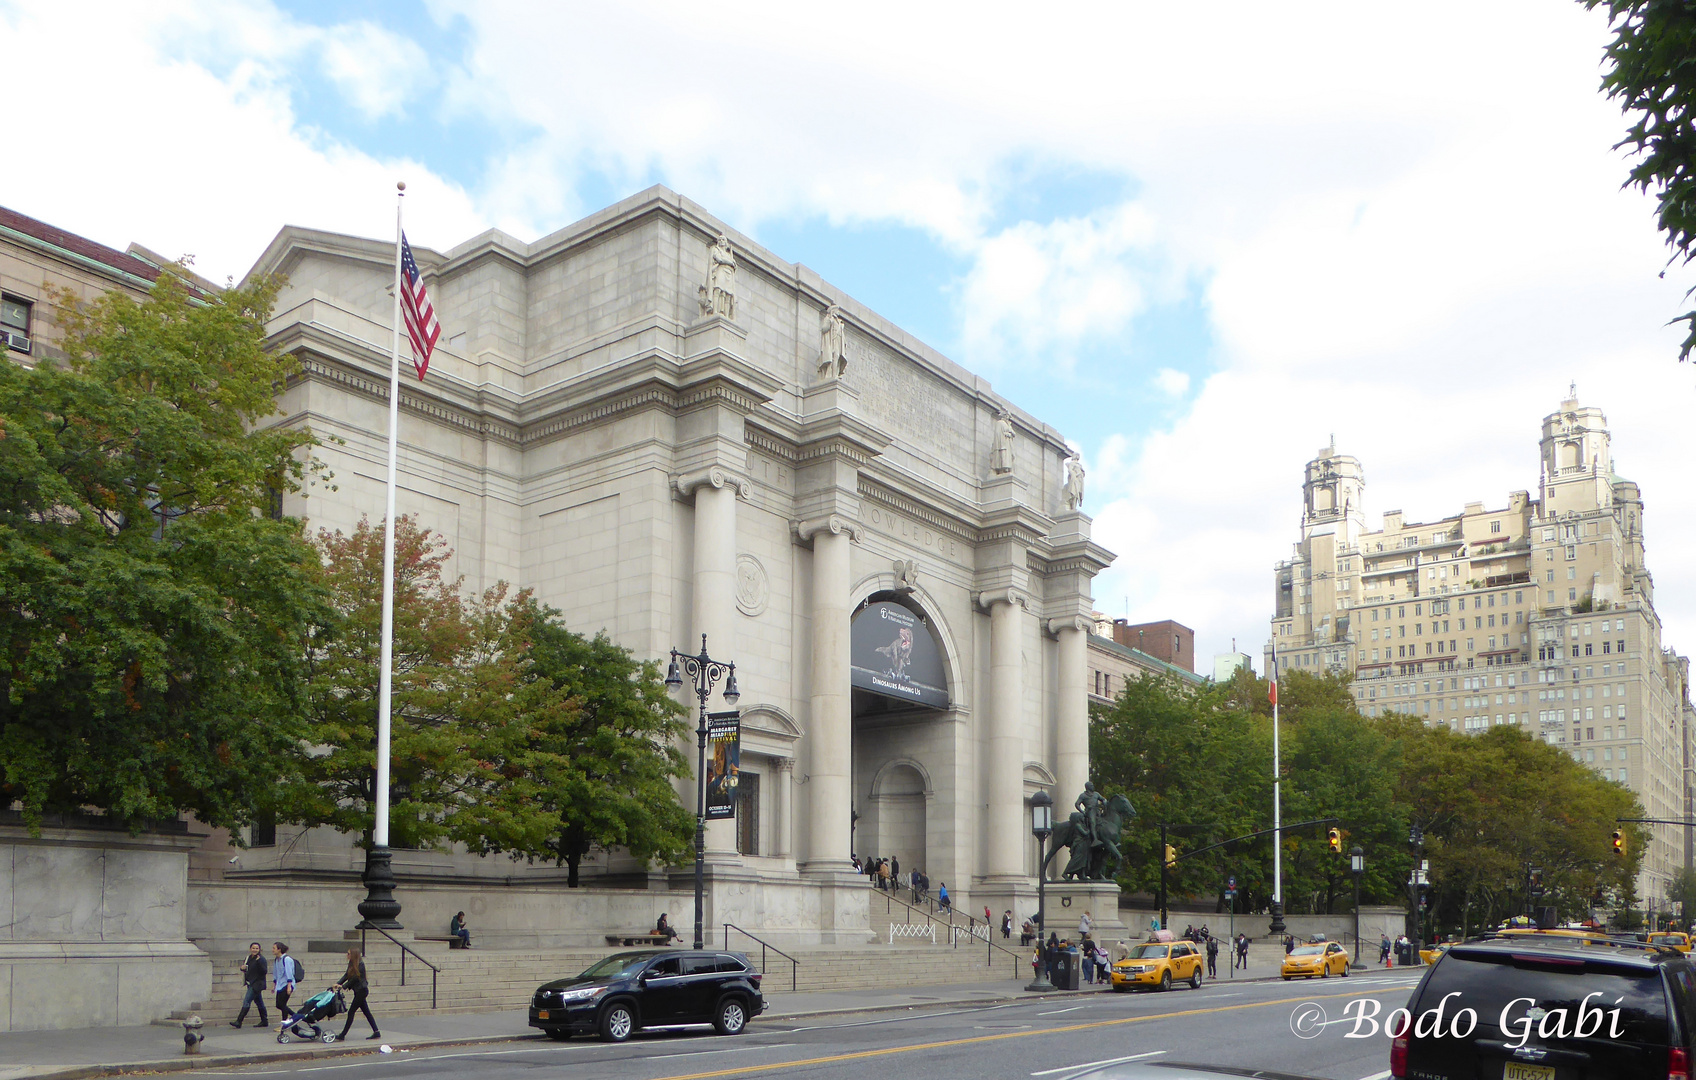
1026 832 1053 992
1159 822 1169 933
1352 876 1360 965
693 681 708 951
1270 685 1284 937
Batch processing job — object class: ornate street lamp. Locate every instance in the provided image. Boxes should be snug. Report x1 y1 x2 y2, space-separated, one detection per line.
1350 845 1365 966
665 634 739 950
1025 790 1055 993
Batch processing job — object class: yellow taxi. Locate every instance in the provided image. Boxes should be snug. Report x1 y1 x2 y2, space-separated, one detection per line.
1109 940 1206 992
1418 942 1451 966
1648 931 1692 953
1281 941 1350 979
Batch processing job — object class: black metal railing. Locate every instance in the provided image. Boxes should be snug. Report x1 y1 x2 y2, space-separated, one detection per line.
359 925 440 1009
723 923 799 992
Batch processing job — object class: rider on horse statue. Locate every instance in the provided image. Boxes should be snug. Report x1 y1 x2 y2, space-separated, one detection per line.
1047 783 1135 882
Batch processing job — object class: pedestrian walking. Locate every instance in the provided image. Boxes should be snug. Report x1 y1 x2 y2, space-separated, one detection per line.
1205 934 1219 979
910 868 922 905
1379 933 1392 965
890 854 899 888
230 942 269 1028
937 882 951 912
333 948 381 1042
878 859 890 892
1001 910 1013 940
272 942 298 1023
1234 933 1249 970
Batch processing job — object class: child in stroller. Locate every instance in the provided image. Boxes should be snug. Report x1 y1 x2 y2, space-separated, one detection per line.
277 987 344 1043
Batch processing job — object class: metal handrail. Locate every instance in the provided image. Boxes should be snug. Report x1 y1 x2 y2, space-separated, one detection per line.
876 886 1023 977
359 925 440 1009
723 923 799 992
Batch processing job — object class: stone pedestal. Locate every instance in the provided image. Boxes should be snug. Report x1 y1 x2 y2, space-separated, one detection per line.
1043 880 1127 939
0 822 211 1031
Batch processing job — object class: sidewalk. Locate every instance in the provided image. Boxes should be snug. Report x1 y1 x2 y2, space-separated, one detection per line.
0 949 1406 1080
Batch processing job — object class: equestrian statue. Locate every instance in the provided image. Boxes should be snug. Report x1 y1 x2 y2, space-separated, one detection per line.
1042 782 1136 882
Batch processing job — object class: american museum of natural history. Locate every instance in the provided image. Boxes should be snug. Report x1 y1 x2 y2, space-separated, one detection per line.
158 186 1119 958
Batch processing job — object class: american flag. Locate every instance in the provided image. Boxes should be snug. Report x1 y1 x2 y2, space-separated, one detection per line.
1268 642 1278 706
399 233 440 380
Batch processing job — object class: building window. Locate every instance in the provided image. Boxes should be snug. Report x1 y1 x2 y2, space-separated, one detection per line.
1618 767 1628 784
1491 521 1501 533
250 814 277 848
1 296 31 355
736 771 760 856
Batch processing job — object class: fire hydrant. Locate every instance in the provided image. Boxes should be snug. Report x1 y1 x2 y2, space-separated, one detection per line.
183 1015 206 1054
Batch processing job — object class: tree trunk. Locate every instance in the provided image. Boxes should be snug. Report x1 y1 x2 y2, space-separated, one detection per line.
566 852 581 888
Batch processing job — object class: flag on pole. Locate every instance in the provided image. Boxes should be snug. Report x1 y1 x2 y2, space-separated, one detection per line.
1268 643 1279 706
399 233 440 380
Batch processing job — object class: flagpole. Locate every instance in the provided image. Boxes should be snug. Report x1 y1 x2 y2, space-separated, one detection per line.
357 180 407 931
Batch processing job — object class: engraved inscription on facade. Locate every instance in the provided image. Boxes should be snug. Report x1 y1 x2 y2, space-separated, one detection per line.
864 504 963 562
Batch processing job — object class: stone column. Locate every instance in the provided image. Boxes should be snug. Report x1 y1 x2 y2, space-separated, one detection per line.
981 589 1027 880
688 469 741 857
1051 617 1091 807
800 516 854 872
774 757 794 858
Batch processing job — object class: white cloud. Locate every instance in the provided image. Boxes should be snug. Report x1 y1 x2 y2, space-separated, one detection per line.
0 1 479 280
319 21 433 122
1152 369 1189 397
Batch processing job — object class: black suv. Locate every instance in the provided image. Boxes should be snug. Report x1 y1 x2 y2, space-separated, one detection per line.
1394 935 1696 1079
528 949 765 1043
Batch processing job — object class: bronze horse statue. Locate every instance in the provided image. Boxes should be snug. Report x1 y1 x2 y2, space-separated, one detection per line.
1042 792 1136 881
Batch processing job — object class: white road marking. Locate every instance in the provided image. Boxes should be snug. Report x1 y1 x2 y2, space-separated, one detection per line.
1037 1006 1084 1015
1357 1071 1391 1080
1030 1050 1166 1076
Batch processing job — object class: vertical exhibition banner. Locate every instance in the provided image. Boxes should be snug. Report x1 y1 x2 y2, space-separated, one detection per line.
705 711 741 820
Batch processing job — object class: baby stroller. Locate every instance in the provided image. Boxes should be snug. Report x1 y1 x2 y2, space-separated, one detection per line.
277 987 344 1044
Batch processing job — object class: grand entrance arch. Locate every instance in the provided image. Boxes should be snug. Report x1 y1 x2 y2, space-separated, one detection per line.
848 593 953 887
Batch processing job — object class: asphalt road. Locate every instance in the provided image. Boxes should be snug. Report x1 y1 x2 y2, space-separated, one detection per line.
179 970 1426 1080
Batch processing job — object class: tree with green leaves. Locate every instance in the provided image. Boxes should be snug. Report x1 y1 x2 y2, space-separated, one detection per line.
518 603 695 887
1584 1 1696 359
0 270 328 832
295 516 580 854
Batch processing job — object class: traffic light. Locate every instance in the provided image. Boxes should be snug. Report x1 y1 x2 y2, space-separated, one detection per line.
1164 844 1178 868
1529 869 1544 896
1327 828 1342 854
1612 830 1625 857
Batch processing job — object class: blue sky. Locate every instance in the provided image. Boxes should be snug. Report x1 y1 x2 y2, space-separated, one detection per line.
5 0 1694 670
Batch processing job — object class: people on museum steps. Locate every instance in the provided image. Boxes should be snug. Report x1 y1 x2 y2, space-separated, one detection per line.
937 882 950 912
332 948 380 1042
450 911 471 949
230 942 269 1028
1002 910 1013 940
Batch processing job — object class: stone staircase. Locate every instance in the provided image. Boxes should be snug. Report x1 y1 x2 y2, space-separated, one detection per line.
173 918 1030 1024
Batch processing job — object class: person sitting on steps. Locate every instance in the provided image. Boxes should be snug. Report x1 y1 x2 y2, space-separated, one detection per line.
450 911 471 949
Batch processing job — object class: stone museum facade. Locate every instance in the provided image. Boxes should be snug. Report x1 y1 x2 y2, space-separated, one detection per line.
1267 390 1696 903
226 187 1115 945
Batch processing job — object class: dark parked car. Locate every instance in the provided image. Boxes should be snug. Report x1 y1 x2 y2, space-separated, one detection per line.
1394 935 1695 1080
528 949 765 1043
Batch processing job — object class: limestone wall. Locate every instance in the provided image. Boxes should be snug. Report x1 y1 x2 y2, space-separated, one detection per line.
0 825 210 1032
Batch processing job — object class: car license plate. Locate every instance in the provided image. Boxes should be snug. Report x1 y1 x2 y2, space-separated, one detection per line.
536 1010 549 1019
1502 1063 1554 1080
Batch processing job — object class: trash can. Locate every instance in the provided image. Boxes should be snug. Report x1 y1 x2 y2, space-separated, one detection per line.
1051 947 1081 990
1395 941 1412 966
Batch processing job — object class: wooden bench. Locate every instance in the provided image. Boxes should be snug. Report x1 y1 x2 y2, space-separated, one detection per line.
416 933 468 949
605 932 677 947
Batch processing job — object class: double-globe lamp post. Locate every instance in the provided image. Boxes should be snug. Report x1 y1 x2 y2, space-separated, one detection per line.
1025 790 1054 993
665 635 739 951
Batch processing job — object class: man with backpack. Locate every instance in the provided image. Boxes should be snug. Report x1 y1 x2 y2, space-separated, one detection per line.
1205 933 1219 979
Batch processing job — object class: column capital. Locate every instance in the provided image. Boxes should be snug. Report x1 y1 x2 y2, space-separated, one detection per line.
674 465 752 500
1046 615 1094 638
976 587 1027 613
793 514 861 545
